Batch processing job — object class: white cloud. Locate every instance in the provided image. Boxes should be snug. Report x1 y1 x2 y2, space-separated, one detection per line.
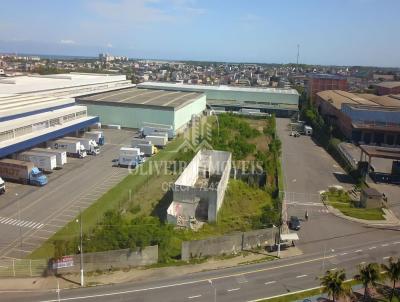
240 13 261 23
106 43 113 48
60 39 76 45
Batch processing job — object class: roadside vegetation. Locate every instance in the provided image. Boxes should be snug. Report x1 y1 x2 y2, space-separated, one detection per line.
260 258 400 302
30 114 283 263
322 188 385 221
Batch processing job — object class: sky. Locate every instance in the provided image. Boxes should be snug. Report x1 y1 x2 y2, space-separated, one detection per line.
0 0 399 67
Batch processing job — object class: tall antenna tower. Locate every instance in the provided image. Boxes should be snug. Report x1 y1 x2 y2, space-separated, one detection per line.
296 44 300 72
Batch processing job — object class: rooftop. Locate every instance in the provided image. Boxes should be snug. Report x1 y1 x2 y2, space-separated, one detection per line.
374 81 400 89
76 87 204 110
317 90 400 110
0 72 131 97
137 81 299 96
360 145 400 160
306 73 347 80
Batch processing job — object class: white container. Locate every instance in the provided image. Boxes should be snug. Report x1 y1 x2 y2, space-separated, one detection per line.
17 151 57 172
119 147 142 157
63 137 100 155
108 124 121 130
84 131 105 145
141 122 174 139
145 135 167 147
31 148 67 167
47 140 87 158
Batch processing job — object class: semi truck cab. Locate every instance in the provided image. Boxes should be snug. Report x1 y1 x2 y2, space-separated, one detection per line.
29 167 48 186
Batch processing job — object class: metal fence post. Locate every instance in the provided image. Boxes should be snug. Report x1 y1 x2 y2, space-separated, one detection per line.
12 259 15 277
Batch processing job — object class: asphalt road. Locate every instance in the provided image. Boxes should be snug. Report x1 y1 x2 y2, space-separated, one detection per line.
3 236 400 302
275 118 397 255
0 129 135 258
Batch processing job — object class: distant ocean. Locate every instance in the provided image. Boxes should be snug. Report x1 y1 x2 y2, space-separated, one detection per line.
3 52 97 60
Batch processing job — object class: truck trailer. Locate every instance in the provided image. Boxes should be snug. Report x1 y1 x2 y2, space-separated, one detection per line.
31 148 67 167
118 147 144 167
137 143 158 156
145 135 168 147
63 137 100 155
141 122 175 139
84 131 105 145
17 151 57 172
0 177 5 194
0 159 48 186
47 139 87 158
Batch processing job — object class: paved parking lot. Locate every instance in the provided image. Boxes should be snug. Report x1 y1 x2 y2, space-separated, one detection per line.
0 129 136 259
276 118 396 253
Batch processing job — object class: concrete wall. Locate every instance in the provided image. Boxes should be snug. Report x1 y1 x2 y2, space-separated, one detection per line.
181 228 277 260
55 246 158 273
174 95 206 130
173 150 231 222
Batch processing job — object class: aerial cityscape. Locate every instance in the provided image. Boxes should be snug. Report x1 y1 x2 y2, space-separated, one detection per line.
1 1 400 302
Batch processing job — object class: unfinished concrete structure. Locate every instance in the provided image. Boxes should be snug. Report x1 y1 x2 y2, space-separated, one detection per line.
167 150 231 228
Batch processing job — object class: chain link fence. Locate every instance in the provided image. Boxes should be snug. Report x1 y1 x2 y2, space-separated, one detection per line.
0 258 48 278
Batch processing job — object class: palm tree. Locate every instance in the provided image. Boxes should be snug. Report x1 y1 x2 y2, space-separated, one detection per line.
320 269 348 302
381 257 400 302
355 262 381 301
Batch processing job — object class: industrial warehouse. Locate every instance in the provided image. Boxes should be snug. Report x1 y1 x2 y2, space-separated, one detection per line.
76 87 206 131
0 73 133 158
137 81 299 116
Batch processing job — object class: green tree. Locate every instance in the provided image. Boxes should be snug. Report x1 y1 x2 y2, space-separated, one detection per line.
355 262 382 301
320 269 348 302
381 257 400 302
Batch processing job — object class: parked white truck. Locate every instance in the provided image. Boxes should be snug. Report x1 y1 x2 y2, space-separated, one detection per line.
118 147 144 167
0 177 5 194
141 122 175 139
63 137 100 155
17 151 57 172
48 139 87 158
84 131 105 145
145 135 168 147
137 144 158 156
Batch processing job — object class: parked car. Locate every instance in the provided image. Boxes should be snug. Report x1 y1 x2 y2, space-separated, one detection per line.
289 216 301 230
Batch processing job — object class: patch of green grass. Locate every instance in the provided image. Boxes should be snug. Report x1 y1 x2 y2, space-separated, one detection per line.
29 136 186 259
324 190 385 221
185 179 273 240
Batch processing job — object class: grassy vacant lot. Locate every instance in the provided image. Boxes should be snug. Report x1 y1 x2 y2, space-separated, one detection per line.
185 179 273 240
323 190 385 221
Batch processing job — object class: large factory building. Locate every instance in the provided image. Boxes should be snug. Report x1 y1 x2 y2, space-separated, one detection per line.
137 82 299 117
0 73 134 158
76 87 206 131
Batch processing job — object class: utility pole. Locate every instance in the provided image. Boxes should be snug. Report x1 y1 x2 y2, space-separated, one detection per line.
77 209 84 287
296 44 300 73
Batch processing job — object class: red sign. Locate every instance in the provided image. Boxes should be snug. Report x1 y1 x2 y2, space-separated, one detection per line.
53 256 74 269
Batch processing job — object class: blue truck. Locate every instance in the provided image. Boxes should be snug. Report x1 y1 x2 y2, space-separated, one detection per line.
0 159 48 186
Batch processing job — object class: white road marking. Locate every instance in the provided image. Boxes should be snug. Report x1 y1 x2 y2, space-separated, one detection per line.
36 254 342 302
360 261 366 265
227 288 240 292
188 295 202 299
340 252 348 256
381 244 389 247
0 217 43 230
383 256 391 260
354 249 363 253
296 274 308 278
368 247 376 250
330 268 337 271
393 241 400 245
264 281 277 285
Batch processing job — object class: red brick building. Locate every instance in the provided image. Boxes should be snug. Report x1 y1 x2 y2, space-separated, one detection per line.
306 73 348 102
375 81 400 95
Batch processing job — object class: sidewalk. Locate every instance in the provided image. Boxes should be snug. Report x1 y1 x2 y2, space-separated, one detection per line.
0 247 303 291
